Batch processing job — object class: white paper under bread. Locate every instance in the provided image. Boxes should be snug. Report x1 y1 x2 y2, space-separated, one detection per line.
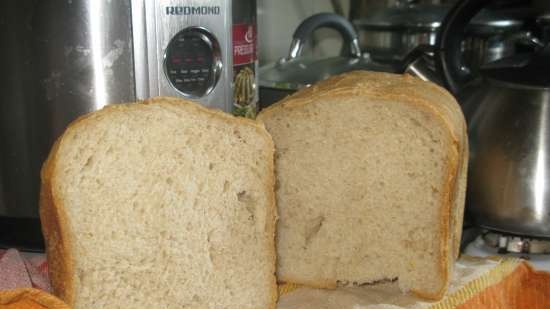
277 256 502 309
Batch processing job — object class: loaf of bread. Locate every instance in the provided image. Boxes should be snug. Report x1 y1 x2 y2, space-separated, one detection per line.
40 97 277 309
257 71 468 300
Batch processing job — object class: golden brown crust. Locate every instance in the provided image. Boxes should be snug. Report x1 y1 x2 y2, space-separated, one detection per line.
453 127 469 260
39 137 74 306
260 114 279 309
39 96 278 309
411 139 459 300
258 71 467 300
144 96 274 142
0 288 70 309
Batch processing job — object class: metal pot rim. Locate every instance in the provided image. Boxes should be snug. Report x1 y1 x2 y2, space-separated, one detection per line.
353 20 441 32
259 79 307 91
259 55 396 91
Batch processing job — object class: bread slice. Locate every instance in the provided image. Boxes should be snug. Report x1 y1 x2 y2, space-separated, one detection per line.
40 97 277 309
257 71 468 300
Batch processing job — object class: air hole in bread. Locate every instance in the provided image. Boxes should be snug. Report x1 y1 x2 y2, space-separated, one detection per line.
233 129 241 139
274 179 281 191
83 156 94 169
304 216 324 246
236 190 247 201
237 191 256 222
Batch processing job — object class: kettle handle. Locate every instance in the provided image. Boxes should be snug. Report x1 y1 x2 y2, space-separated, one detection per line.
435 0 493 95
286 13 362 60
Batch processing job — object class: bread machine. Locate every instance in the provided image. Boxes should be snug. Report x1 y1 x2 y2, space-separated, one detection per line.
0 0 257 250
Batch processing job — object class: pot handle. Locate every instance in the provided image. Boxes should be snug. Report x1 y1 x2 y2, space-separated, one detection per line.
435 0 493 95
286 13 362 60
402 44 444 86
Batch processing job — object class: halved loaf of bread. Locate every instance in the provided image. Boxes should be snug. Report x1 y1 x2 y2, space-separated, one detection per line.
257 71 468 300
40 97 277 309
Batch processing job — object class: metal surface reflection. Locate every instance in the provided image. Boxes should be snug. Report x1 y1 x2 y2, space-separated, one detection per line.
0 0 135 219
89 0 108 109
467 81 550 237
534 101 548 220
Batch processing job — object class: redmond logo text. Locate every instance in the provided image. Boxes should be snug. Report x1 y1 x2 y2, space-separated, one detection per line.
165 6 221 15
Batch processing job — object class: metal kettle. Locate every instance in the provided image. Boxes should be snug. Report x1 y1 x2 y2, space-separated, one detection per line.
433 0 550 237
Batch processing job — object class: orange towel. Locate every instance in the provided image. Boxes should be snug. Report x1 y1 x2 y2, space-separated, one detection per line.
456 262 550 309
0 288 68 309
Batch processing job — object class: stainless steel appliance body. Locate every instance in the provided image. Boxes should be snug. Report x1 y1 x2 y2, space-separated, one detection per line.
133 0 233 110
435 0 550 238
0 0 257 249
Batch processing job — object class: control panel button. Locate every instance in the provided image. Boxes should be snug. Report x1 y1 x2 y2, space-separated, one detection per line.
164 27 222 98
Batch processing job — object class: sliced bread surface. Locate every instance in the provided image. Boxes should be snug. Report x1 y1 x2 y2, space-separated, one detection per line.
257 71 468 300
40 97 277 309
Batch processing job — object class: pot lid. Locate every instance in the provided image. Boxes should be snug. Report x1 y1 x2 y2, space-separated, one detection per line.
353 4 446 31
353 4 523 33
260 12 398 91
482 44 550 88
468 8 524 35
259 55 395 90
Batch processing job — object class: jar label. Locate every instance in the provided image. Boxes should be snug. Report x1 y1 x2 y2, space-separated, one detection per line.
233 23 256 65
232 23 258 118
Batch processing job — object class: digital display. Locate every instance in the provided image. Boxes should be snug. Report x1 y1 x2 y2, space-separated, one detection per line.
165 29 219 97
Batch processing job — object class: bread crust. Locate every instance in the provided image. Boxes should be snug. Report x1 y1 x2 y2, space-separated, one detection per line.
39 96 278 309
258 71 468 300
40 136 75 305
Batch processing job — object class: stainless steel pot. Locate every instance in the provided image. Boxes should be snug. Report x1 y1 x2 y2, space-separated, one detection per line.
435 0 550 238
259 13 395 108
462 9 533 75
353 3 528 68
353 4 444 63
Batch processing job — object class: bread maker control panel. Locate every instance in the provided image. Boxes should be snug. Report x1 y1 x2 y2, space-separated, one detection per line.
164 27 222 98
132 0 233 112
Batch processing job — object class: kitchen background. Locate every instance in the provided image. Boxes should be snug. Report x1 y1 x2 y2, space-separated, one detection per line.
2 0 550 270
258 0 354 64
258 0 550 65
